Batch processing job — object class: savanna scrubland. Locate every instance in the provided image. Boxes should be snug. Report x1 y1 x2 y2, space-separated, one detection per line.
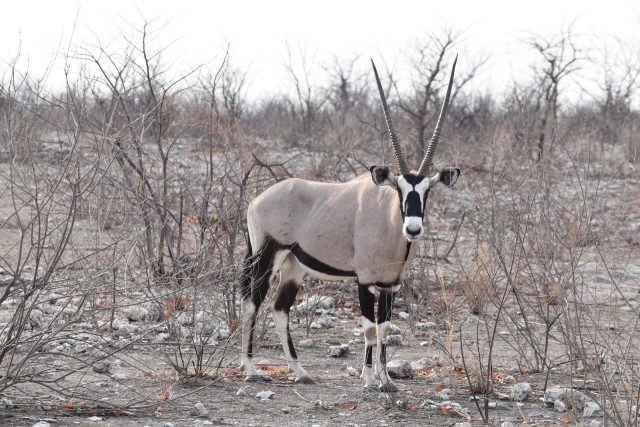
0 21 639 426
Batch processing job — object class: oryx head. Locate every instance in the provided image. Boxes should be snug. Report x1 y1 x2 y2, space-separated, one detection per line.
370 56 461 242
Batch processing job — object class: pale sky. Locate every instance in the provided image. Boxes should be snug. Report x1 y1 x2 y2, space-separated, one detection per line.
1 0 639 101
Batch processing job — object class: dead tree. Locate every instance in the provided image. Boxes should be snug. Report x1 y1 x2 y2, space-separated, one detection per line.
523 24 582 162
394 29 484 166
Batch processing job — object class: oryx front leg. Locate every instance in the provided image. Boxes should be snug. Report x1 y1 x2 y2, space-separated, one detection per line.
272 255 313 384
358 284 376 388
376 288 398 393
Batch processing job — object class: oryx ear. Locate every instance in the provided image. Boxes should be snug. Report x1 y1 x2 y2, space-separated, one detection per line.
430 167 460 189
370 166 397 187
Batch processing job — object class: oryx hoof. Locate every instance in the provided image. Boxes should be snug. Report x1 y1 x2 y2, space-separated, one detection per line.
379 382 398 393
294 375 314 384
245 374 273 383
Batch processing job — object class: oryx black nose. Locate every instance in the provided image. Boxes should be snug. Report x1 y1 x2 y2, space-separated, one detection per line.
406 226 421 236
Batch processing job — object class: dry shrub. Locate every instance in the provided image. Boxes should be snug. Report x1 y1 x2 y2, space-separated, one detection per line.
463 242 495 315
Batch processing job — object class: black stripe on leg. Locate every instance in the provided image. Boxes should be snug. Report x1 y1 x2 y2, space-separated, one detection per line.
380 343 387 366
377 288 396 324
358 284 375 323
248 316 256 359
365 345 373 366
286 324 297 359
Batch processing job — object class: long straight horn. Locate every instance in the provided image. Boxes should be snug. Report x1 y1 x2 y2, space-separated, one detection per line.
371 59 409 175
417 54 458 177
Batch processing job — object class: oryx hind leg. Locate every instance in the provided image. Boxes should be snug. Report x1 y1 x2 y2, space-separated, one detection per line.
272 253 312 383
240 237 282 382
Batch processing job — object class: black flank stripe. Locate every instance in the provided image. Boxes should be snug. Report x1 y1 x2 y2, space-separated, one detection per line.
290 243 356 277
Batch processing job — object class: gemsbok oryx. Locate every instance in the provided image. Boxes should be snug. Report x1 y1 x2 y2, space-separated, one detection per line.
240 56 460 392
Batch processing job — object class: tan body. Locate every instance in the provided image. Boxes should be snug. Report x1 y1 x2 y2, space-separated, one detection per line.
248 174 418 284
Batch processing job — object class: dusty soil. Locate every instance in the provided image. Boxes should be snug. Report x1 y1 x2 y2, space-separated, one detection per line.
1 153 639 427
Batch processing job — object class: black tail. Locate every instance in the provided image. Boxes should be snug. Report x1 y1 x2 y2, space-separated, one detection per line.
240 238 253 300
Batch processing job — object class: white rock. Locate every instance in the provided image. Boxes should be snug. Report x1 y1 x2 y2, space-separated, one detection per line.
328 344 350 358
454 423 471 427
111 317 129 329
554 399 566 412
190 402 209 417
111 372 127 380
501 423 515 427
425 372 439 382
352 328 363 337
583 401 603 418
589 421 602 427
299 339 313 348
92 361 110 374
154 332 170 343
124 306 148 321
346 366 358 376
29 309 44 328
176 312 190 325
410 357 434 371
386 323 401 336
1 397 14 408
418 321 437 330
236 387 248 396
256 390 275 400
32 422 51 427
295 295 334 313
435 388 450 400
115 324 134 338
386 334 402 346
387 360 412 379
88 416 102 421
543 387 590 409
510 382 531 401
398 311 410 320
503 375 516 384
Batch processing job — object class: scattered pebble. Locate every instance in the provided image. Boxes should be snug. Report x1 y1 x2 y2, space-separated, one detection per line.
346 366 358 376
583 401 603 418
510 382 531 401
92 361 110 374
385 334 402 346
503 375 516 384
435 388 450 400
115 324 134 338
328 344 350 358
29 309 44 328
124 306 148 321
88 416 102 421
299 339 313 348
111 372 127 380
1 397 14 409
386 323 401 336
410 357 434 371
387 360 412 379
281 406 291 414
256 390 275 400
190 402 209 417
236 387 248 396
295 295 334 313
